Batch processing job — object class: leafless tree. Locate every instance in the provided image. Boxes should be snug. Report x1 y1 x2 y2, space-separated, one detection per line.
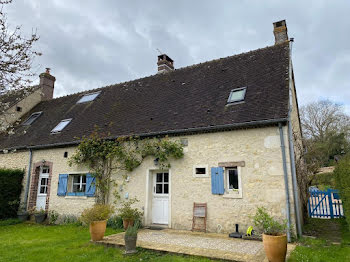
300 100 350 141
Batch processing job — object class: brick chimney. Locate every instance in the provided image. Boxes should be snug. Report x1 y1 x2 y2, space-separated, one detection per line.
157 54 174 73
39 68 56 100
273 20 289 44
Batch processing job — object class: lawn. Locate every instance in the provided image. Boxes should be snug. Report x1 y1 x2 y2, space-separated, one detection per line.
288 218 350 262
0 222 216 262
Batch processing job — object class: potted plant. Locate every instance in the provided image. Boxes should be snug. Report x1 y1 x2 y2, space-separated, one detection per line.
31 207 47 223
17 204 29 222
117 198 143 230
124 221 139 254
80 204 114 241
252 207 287 262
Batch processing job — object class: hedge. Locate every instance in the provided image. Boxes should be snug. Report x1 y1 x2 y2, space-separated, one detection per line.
334 155 350 228
0 168 25 219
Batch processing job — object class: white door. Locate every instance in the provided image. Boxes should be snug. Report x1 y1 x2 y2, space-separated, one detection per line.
152 172 169 224
36 166 49 210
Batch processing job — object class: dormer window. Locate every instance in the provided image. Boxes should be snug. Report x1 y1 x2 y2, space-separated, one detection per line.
77 91 100 104
227 87 247 104
22 112 42 126
51 119 72 134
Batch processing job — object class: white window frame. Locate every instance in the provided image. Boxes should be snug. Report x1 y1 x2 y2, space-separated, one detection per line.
22 111 42 126
193 165 209 178
70 174 86 193
77 91 101 104
223 166 243 199
51 119 72 134
227 87 247 104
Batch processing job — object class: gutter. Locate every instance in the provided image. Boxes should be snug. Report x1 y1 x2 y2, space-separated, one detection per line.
287 39 303 237
23 149 33 211
279 122 291 242
2 118 288 151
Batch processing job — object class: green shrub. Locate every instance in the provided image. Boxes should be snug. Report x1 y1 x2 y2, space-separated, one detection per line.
0 168 24 219
252 207 287 236
312 172 336 190
334 155 350 228
125 221 139 237
0 218 22 226
80 204 114 225
59 214 81 225
117 198 143 220
107 215 123 229
48 210 59 224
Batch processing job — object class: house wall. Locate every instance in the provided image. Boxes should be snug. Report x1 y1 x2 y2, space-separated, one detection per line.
0 126 297 234
0 88 43 132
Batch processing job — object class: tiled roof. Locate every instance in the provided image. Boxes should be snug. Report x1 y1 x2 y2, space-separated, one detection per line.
0 86 39 112
0 42 290 150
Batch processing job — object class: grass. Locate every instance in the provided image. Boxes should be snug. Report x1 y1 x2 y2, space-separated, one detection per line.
0 222 217 262
288 218 350 262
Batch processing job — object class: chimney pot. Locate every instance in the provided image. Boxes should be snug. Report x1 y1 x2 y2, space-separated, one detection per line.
273 20 289 44
157 54 174 73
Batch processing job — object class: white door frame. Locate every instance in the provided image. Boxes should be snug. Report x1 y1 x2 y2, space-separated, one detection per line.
144 168 171 227
36 166 49 210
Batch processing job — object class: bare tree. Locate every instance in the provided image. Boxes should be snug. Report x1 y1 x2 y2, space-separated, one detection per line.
300 100 350 141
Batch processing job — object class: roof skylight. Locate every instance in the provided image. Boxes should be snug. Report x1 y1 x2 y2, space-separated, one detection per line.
227 87 247 103
51 119 72 133
77 91 100 104
22 112 42 126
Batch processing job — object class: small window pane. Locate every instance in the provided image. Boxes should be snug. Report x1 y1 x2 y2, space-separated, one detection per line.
42 167 49 174
51 119 72 133
73 176 80 183
82 176 86 183
164 173 169 182
156 184 162 193
228 88 246 103
229 169 239 189
195 168 206 175
22 112 42 126
77 92 100 104
40 186 47 194
156 173 162 182
164 184 169 194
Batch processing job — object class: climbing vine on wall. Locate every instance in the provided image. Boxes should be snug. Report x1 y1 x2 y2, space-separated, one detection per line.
69 129 184 204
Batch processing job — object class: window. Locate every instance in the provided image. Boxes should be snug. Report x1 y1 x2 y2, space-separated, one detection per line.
77 91 100 104
16 106 22 112
155 172 169 194
68 174 86 195
224 167 242 198
22 112 42 126
63 152 68 158
51 119 72 133
227 87 246 103
193 165 208 177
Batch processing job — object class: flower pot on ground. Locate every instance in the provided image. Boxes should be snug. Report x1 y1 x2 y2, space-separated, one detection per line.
117 198 143 230
17 212 29 221
80 204 114 241
252 207 288 262
29 207 47 224
124 221 139 254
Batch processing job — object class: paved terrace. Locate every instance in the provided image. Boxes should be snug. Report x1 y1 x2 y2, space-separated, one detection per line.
96 229 296 261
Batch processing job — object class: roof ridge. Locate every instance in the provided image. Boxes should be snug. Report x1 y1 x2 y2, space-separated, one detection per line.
50 42 290 101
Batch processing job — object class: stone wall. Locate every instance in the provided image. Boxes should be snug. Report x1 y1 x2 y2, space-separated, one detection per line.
0 126 297 234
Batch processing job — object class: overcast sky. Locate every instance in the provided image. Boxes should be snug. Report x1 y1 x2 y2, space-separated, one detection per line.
6 0 350 114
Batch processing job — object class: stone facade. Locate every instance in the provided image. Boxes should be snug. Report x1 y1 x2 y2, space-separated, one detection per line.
0 125 297 234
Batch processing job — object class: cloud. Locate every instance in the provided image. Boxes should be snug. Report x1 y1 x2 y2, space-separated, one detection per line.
5 0 350 115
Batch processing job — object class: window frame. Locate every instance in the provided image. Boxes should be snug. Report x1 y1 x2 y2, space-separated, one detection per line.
22 111 42 126
51 118 72 134
67 174 87 196
193 165 209 178
224 166 243 199
76 91 101 104
227 87 247 104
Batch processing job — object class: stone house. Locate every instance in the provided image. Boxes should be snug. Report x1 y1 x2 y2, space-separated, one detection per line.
0 20 303 239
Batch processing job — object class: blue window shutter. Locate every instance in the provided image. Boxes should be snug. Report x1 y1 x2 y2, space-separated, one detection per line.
211 167 225 195
57 174 68 196
85 174 96 197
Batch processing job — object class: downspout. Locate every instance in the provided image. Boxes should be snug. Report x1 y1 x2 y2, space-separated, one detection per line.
287 39 303 237
279 122 291 242
23 149 33 210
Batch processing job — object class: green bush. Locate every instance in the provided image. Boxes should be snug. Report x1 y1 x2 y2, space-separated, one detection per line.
107 215 123 229
334 155 350 228
252 207 287 236
312 172 336 190
0 168 25 219
80 204 114 225
0 218 22 226
125 221 139 237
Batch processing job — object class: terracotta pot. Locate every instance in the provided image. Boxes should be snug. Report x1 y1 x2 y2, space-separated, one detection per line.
89 220 107 241
262 234 287 262
124 235 137 254
123 219 134 230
